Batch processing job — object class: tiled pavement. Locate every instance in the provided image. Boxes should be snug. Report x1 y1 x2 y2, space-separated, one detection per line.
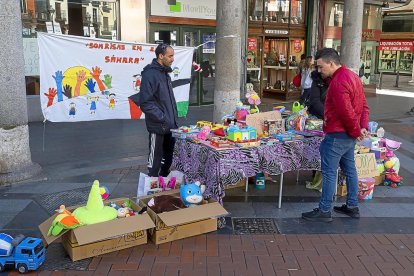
7 234 414 276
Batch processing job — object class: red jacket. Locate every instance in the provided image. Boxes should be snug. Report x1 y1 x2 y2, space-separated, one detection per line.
323 66 370 138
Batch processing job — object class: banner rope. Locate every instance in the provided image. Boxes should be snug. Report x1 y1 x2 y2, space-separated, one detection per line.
193 35 240 49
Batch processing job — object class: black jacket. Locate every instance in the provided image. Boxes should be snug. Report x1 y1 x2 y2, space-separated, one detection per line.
137 59 178 134
308 71 329 119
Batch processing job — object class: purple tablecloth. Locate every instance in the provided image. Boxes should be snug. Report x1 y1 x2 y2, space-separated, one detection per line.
173 137 323 203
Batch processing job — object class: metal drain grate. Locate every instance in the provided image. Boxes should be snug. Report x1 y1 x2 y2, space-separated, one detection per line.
36 187 91 215
232 218 279 235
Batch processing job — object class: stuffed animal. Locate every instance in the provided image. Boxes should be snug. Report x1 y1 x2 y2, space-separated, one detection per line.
48 213 82 236
147 195 187 214
180 181 206 207
72 180 118 225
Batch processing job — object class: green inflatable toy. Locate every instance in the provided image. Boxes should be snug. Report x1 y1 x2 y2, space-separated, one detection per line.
72 180 117 225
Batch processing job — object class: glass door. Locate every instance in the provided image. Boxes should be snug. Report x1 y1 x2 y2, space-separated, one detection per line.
200 30 216 104
182 28 200 105
148 24 178 46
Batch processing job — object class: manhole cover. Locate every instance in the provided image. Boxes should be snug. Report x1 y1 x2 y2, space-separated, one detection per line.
232 218 279 235
36 187 91 215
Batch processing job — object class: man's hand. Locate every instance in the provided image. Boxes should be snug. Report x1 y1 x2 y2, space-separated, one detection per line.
357 128 369 141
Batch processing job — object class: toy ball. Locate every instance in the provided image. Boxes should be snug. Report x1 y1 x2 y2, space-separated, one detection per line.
384 160 394 169
100 186 110 200
0 233 13 256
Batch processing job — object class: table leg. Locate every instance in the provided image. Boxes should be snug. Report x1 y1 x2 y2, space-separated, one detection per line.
245 177 249 192
296 170 300 183
278 173 284 209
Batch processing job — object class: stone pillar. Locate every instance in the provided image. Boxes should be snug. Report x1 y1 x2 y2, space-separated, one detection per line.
409 63 414 86
0 0 41 185
213 0 243 122
340 0 364 74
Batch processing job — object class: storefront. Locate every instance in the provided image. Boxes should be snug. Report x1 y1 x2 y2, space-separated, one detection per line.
378 13 414 75
378 40 413 74
247 0 308 100
21 0 119 96
319 1 382 85
148 0 217 106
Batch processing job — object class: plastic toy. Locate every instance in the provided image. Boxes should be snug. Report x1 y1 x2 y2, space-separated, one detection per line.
292 101 304 113
376 127 385 138
226 125 257 142
245 83 261 113
368 121 378 134
48 212 82 236
358 178 375 200
384 159 403 188
72 180 118 225
385 138 402 157
158 176 177 191
180 182 206 207
197 125 211 140
0 234 45 273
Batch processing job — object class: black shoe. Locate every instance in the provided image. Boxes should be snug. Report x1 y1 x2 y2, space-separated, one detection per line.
333 204 360 219
302 208 333 222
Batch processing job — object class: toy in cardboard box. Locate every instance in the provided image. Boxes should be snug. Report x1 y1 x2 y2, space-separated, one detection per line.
180 182 206 207
226 125 257 142
263 119 284 135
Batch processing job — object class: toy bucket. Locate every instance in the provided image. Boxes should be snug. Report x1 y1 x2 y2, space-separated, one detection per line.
255 172 266 189
358 177 375 200
292 101 304 113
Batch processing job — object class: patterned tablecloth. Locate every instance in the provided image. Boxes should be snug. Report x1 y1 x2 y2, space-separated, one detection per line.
172 137 323 204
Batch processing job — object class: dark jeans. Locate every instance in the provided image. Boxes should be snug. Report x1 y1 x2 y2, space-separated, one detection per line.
300 88 311 105
319 133 359 212
147 132 176 177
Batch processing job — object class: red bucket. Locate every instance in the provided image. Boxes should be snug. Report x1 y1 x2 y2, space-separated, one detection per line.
358 177 375 200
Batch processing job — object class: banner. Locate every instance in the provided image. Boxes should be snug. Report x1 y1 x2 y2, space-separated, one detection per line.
38 33 193 122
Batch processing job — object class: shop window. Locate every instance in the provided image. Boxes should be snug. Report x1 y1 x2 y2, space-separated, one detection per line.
383 14 414 32
265 0 290 24
247 37 262 92
291 0 305 24
362 5 382 30
249 0 264 21
263 38 288 92
326 2 343 27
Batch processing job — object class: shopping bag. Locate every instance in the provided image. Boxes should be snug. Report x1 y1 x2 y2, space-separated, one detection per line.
137 172 184 197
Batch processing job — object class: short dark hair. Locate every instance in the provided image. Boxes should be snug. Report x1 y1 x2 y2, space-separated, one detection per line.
300 54 306 60
155 43 173 58
315 48 340 65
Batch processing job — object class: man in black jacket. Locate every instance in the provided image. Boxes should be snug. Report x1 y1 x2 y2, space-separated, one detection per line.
138 43 179 177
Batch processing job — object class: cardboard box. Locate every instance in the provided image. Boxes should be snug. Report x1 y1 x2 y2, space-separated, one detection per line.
39 198 155 261
138 191 228 244
374 174 385 186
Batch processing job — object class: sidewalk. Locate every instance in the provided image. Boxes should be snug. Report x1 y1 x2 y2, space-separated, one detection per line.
1 96 414 274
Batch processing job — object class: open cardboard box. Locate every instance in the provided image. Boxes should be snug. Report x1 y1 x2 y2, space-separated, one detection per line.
38 197 155 261
137 190 228 244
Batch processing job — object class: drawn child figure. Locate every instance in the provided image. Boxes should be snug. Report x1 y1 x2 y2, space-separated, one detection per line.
132 74 142 91
108 93 116 109
87 96 99 114
69 102 76 118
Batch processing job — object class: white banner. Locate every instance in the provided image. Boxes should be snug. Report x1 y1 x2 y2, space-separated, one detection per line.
38 33 193 122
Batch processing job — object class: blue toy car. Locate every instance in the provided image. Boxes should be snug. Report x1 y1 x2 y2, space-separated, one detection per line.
0 234 45 274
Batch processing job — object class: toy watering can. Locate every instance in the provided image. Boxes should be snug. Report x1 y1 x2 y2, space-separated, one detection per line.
292 101 304 113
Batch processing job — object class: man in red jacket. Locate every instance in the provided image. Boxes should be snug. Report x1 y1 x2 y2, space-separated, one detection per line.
302 48 370 222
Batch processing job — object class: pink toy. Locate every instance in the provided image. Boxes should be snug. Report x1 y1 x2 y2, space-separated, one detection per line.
197 126 211 140
385 138 401 157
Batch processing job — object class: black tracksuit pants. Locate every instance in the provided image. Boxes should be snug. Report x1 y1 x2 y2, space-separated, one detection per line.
147 132 176 177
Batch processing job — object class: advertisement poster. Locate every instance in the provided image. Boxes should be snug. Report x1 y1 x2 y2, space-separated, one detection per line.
38 33 193 122
248 38 257 51
202 33 216 53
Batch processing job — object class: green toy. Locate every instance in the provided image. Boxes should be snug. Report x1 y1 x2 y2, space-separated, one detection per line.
292 101 304 113
72 180 117 225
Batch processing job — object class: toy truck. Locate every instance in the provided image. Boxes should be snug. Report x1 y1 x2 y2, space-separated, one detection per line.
0 235 45 274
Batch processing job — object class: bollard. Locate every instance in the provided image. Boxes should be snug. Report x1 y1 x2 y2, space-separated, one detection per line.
379 72 383 90
394 71 400 88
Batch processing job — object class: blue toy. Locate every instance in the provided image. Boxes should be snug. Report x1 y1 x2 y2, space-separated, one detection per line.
0 234 45 273
180 182 206 207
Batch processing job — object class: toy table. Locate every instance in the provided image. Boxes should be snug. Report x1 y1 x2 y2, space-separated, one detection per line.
172 137 323 209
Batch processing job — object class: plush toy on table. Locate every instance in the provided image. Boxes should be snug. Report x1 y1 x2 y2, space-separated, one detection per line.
384 159 403 188
245 83 261 114
180 181 206 207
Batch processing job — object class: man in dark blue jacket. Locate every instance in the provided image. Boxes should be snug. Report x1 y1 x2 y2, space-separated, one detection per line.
138 43 179 177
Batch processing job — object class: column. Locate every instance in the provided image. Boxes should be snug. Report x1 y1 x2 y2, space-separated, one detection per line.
340 0 364 74
0 0 41 184
213 0 244 122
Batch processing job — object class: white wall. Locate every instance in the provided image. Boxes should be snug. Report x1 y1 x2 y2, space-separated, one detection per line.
121 0 147 43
